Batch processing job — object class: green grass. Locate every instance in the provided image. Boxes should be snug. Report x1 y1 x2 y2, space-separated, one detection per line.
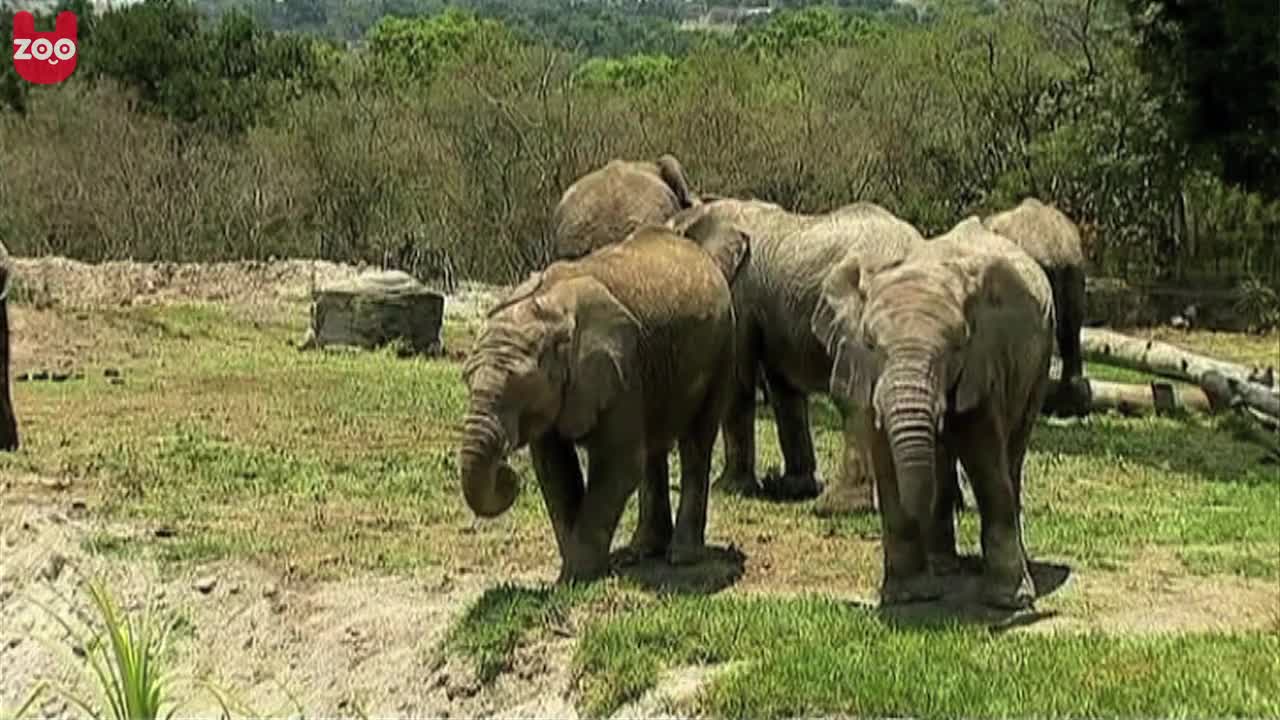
443 582 602 682
9 301 1280 717
572 593 1280 718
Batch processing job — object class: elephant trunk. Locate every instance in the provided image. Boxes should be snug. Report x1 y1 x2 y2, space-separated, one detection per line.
877 349 941 531
0 301 18 452
458 407 519 518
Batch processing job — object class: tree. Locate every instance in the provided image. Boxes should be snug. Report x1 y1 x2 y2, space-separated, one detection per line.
1128 1 1280 199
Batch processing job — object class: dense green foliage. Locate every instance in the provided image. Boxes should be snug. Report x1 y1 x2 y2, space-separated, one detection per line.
1128 0 1280 200
1 0 1278 292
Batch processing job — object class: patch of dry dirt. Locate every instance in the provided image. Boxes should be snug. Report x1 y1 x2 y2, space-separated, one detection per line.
0 492 585 719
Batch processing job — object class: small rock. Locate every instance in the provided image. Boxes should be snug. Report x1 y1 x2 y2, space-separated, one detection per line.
41 553 67 582
193 576 217 594
103 368 121 378
6 636 21 649
69 500 88 513
32 370 49 381
228 584 241 595
262 584 280 599
50 371 71 382
16 373 30 383
153 526 177 538
108 377 125 386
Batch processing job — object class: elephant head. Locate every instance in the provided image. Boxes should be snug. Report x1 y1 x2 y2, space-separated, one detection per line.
811 247 1032 526
679 214 751 285
0 250 18 451
458 272 638 517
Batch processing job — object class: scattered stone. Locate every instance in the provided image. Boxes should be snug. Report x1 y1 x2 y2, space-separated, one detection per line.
108 377 125 386
302 270 446 357
50 371 71 382
15 372 30 382
103 368 121 378
40 553 67 582
193 576 217 594
31 370 49 381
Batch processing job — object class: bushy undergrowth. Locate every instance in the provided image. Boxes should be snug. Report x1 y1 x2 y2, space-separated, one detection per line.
1 0 1278 290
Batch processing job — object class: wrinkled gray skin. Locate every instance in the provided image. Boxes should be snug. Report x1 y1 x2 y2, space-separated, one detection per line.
811 217 1055 609
552 155 701 261
668 199 925 508
458 223 747 583
0 245 18 451
982 197 1088 416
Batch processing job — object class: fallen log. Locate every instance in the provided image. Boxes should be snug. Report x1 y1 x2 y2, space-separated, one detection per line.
1080 328 1279 420
1080 328 1272 388
1066 378 1214 418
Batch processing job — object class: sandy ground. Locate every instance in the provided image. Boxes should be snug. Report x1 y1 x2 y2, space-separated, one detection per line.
2 257 1277 718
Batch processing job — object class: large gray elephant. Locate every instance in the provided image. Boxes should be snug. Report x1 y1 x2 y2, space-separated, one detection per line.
982 197 1087 416
458 220 748 583
552 155 701 261
811 217 1055 608
0 244 18 451
668 198 925 508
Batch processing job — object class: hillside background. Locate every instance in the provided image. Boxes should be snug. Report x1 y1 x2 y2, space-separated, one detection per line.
1 0 1278 323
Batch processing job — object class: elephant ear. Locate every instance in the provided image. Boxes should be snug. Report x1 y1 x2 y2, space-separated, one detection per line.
555 278 640 440
953 256 1030 413
656 154 699 209
812 255 878 408
682 214 751 284
487 271 545 319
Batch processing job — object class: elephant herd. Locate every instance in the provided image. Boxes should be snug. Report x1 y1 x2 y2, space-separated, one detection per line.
458 154 1088 610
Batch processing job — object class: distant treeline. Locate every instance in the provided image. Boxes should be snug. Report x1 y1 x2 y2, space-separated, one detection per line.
0 0 1277 318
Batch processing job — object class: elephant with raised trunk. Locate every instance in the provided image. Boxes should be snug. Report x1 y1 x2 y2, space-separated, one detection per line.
0 244 18 451
982 197 1087 416
458 220 748 582
811 217 1055 609
668 198 925 508
552 155 701 261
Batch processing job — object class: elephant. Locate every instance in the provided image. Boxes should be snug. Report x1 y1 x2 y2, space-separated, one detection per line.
810 217 1055 609
0 244 17 451
551 155 701 261
982 197 1088 416
667 198 926 509
458 219 749 583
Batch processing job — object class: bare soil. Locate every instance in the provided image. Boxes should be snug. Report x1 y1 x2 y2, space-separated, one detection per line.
1 257 1276 718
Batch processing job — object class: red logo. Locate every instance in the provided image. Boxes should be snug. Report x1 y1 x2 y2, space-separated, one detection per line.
12 11 78 85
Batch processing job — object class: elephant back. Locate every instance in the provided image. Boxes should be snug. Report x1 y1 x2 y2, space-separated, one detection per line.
981 197 1085 270
552 161 685 261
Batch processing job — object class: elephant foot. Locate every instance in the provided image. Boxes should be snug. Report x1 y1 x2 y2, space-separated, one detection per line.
666 541 705 567
713 469 761 497
623 525 672 564
880 572 945 606
556 547 611 584
981 570 1036 610
928 552 964 577
812 480 876 516
761 471 822 501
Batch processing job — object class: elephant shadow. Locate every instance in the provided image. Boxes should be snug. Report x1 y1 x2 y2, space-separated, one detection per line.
872 557 1072 632
611 543 747 596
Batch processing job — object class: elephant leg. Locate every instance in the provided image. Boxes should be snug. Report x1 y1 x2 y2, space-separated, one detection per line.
714 333 761 496
670 380 726 565
953 410 1034 610
928 440 962 576
626 447 673 561
530 434 585 568
871 431 941 605
815 402 876 516
759 368 821 500
561 407 646 584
